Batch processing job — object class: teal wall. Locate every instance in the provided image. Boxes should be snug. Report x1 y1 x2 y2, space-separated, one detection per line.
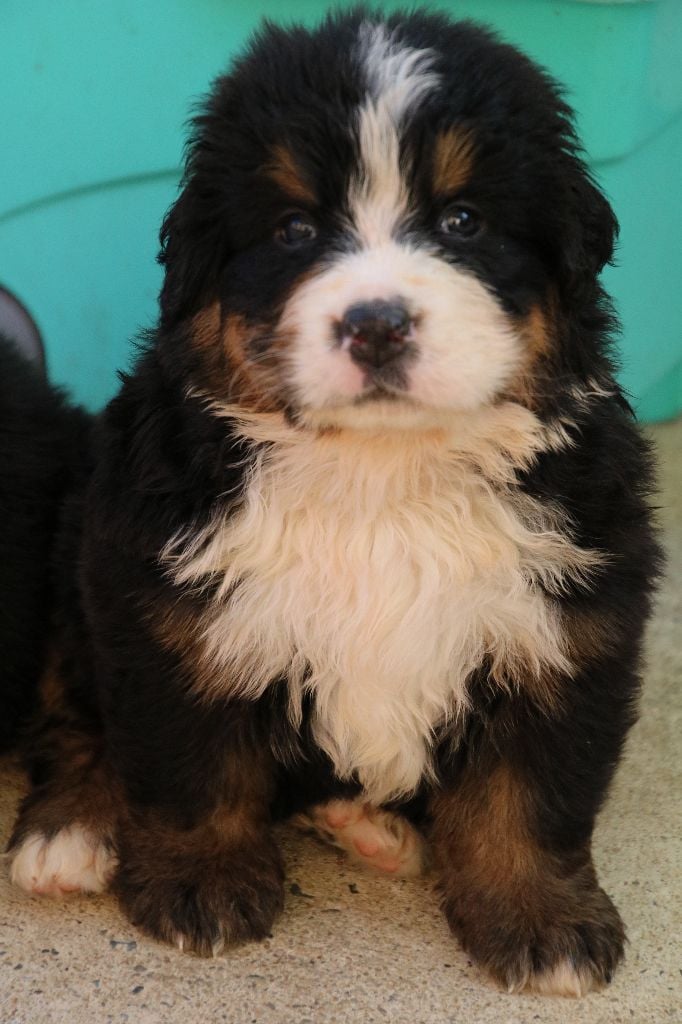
2 0 681 418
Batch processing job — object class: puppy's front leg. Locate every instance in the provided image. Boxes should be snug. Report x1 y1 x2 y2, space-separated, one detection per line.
431 668 632 996
106 663 284 954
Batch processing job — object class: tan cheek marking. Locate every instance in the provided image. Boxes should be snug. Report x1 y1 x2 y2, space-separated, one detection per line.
432 128 475 196
189 303 231 398
522 304 552 361
190 305 284 412
222 313 253 377
191 301 222 350
502 300 556 410
264 144 317 207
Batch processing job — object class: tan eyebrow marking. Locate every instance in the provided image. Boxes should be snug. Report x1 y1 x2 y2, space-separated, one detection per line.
432 128 475 196
264 144 317 206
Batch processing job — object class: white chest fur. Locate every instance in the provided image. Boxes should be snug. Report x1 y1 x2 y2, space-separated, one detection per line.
164 404 597 803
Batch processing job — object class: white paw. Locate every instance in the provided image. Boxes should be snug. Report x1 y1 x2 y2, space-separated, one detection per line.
515 960 602 998
297 798 426 877
9 826 117 896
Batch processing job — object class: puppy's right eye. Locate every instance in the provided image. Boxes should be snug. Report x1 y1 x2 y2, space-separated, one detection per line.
438 204 483 240
276 213 318 248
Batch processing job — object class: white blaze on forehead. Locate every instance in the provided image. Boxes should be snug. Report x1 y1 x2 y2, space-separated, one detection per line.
351 23 439 245
358 21 438 123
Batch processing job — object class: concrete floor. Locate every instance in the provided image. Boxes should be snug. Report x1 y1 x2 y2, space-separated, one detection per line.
1 419 680 1024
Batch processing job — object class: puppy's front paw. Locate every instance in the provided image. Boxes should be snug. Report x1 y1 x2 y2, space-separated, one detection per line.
444 882 625 997
115 837 284 955
500 897 625 997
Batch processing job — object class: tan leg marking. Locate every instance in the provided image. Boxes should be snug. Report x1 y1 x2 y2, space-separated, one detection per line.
431 764 624 996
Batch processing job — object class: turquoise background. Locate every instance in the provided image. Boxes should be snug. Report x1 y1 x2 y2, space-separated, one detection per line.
2 0 681 419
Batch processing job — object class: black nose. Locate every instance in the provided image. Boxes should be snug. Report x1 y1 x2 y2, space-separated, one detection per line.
340 300 412 369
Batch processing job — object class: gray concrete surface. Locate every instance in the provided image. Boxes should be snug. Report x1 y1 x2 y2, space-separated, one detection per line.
1 419 680 1024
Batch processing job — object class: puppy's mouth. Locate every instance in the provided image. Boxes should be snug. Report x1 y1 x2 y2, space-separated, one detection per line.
282 258 524 427
355 370 410 404
354 386 403 406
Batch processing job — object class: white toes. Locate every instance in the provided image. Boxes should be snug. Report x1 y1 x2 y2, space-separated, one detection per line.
297 797 426 877
519 960 601 998
9 826 117 896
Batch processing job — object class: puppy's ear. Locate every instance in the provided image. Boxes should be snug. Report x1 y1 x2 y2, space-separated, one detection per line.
158 185 226 329
557 166 619 300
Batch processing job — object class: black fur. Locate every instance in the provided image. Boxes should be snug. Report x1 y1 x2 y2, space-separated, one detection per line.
0 338 91 751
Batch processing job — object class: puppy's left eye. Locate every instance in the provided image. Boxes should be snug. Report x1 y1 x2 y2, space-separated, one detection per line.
276 213 318 248
438 205 482 239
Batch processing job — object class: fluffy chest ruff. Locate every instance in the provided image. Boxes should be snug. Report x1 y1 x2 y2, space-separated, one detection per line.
164 404 598 803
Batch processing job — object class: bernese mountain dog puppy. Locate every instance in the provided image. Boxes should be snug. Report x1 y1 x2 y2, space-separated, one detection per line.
4 7 660 998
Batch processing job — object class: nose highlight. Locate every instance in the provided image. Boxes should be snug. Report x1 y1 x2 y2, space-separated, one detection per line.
340 299 412 369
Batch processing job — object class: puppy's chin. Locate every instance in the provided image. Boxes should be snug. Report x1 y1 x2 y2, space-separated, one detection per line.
297 395 477 433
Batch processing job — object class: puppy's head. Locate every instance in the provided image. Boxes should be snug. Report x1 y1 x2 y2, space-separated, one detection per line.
159 8 617 429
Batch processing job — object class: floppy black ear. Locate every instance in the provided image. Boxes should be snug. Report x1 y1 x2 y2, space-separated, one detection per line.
157 182 229 329
158 188 204 328
558 166 619 300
